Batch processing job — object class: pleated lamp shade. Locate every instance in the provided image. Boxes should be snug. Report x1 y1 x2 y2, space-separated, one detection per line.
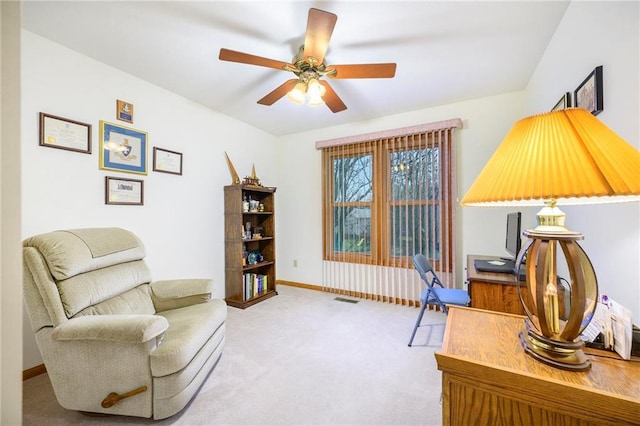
460 108 640 206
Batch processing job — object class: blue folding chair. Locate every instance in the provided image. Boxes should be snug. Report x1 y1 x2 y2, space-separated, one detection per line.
408 254 470 346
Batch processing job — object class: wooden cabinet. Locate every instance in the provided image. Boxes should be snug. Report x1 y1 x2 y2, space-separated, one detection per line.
467 254 529 315
224 185 277 308
436 307 640 426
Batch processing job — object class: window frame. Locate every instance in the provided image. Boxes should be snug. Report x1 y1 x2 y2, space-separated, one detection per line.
323 144 378 265
322 133 453 271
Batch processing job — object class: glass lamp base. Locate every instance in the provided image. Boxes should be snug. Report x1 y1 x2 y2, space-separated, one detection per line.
519 326 591 371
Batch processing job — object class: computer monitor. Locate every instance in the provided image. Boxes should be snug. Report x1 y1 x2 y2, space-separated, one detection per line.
505 212 522 260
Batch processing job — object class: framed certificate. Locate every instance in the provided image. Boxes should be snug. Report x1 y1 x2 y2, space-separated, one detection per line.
153 147 183 175
105 176 144 205
99 121 148 175
39 113 92 154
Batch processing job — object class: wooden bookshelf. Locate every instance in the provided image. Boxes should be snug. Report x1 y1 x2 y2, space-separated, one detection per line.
224 184 277 308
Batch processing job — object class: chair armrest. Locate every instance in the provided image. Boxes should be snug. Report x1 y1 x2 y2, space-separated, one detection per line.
52 315 169 343
150 279 213 312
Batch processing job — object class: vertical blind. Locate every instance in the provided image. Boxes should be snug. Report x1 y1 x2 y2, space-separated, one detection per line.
316 119 462 306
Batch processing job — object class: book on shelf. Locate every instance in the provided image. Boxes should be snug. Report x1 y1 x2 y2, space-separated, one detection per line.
243 273 269 301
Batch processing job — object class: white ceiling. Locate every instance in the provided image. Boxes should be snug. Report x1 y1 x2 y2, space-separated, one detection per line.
22 1 570 136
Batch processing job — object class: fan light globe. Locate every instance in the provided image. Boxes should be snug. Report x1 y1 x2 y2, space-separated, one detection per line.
307 78 324 97
307 94 325 106
307 79 325 106
287 82 306 104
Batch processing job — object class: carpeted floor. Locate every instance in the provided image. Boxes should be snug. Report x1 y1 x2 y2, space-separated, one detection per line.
23 284 446 425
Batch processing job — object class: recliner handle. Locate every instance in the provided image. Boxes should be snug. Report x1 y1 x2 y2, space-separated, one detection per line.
101 386 148 408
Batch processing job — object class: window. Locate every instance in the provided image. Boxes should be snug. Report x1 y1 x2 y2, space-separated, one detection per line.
322 129 454 270
388 145 441 260
332 151 373 255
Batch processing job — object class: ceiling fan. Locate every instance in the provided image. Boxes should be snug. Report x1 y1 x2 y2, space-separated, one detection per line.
218 8 397 113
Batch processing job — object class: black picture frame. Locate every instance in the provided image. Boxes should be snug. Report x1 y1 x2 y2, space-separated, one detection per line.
551 92 572 112
574 66 603 115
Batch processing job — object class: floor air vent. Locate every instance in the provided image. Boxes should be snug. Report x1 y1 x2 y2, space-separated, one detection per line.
334 297 359 304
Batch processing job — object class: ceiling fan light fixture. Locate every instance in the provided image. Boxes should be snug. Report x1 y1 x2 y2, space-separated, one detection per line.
287 81 307 104
306 78 326 106
219 8 396 113
307 93 325 107
306 78 324 97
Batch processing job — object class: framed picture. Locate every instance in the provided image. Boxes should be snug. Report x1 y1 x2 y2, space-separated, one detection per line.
551 92 572 112
116 100 134 123
99 121 148 175
105 176 144 205
39 112 91 154
574 65 603 115
153 147 183 175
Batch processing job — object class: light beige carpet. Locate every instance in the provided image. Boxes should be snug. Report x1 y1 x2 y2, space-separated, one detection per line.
23 284 446 425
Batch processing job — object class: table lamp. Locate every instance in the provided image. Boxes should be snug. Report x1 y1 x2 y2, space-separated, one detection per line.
461 108 640 370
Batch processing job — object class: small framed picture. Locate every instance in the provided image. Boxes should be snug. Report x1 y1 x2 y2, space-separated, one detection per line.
99 121 148 175
105 176 144 205
574 66 603 115
116 100 134 123
39 112 92 154
153 147 183 175
551 92 572 112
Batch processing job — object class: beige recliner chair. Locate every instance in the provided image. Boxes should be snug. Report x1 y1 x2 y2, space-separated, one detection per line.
23 227 227 419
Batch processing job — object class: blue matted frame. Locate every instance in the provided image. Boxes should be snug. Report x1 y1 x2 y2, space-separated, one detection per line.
99 121 148 175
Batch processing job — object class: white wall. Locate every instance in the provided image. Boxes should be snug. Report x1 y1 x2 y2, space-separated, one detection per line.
21 31 278 368
524 1 640 317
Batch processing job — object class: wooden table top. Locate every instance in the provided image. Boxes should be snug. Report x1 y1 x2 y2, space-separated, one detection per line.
436 306 640 422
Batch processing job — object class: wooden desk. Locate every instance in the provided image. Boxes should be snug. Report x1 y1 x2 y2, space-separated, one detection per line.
467 254 528 315
436 307 640 426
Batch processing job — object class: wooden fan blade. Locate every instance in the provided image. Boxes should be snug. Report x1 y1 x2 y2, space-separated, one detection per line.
319 81 347 113
219 48 291 71
326 63 397 79
303 8 337 66
257 79 299 105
